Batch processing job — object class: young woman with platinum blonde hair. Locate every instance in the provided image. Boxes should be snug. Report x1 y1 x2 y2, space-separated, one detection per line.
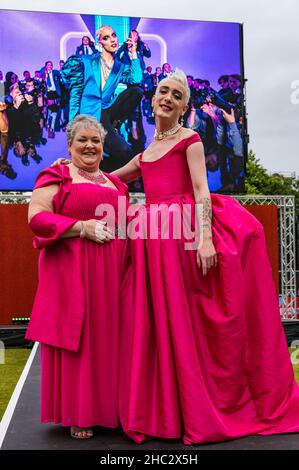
54 71 299 445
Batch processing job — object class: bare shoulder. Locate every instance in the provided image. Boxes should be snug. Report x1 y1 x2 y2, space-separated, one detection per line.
182 128 203 152
181 128 198 138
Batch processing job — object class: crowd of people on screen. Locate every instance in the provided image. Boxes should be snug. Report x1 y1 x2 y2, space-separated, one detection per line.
0 31 244 191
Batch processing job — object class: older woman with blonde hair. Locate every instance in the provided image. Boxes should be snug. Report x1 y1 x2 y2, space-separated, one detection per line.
26 114 128 439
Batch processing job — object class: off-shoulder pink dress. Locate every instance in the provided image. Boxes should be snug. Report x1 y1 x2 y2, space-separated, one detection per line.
119 133 299 445
26 164 128 429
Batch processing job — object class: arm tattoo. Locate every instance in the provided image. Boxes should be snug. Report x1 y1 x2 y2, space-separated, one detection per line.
197 197 212 232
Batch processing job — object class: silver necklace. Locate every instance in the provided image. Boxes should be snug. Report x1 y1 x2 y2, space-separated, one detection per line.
101 54 114 84
101 55 113 71
101 53 113 67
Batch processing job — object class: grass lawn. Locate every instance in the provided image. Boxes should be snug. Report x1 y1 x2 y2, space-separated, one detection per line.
0 347 298 423
0 348 31 421
290 346 299 384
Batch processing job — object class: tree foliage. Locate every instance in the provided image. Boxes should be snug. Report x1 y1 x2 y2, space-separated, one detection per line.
245 150 299 222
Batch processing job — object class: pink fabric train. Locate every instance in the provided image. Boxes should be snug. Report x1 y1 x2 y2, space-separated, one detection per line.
119 133 299 445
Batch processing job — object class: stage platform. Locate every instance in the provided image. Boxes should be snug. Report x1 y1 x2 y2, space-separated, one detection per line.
1 344 299 451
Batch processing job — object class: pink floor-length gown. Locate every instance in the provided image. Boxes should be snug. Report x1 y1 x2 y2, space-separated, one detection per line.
119 133 299 445
26 164 128 429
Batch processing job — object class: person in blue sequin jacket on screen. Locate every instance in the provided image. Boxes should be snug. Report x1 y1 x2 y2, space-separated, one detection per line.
61 25 143 172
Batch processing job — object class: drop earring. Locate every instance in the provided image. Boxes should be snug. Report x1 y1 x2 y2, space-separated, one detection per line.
180 115 184 126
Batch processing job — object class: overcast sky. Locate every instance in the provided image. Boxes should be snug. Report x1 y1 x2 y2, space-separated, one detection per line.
1 0 298 174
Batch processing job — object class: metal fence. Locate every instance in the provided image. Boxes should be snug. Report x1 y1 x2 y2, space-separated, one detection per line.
0 191 297 320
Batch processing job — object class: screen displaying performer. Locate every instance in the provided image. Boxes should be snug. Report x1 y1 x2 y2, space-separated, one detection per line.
0 9 246 193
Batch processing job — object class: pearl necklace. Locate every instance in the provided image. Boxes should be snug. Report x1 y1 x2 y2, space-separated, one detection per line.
78 168 106 185
154 123 182 141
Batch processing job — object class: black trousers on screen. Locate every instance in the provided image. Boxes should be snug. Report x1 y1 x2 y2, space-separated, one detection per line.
100 85 143 173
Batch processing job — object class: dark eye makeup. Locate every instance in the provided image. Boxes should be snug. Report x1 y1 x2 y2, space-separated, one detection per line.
159 87 182 99
103 32 116 40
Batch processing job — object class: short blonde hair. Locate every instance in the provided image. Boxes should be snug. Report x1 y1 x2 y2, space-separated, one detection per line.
66 115 107 145
157 68 190 105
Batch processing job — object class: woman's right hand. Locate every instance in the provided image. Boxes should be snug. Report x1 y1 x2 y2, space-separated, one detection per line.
51 158 71 167
82 220 115 244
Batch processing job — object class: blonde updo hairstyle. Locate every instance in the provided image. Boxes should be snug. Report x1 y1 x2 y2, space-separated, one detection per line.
96 24 113 43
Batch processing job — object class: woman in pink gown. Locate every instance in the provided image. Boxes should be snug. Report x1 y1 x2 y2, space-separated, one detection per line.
113 69 299 445
53 71 299 445
26 115 128 439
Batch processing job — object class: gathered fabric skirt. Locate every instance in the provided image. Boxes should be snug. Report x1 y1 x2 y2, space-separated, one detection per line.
119 193 299 445
40 238 126 428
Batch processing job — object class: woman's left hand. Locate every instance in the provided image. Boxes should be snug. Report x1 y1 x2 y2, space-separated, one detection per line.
197 238 217 276
51 158 71 166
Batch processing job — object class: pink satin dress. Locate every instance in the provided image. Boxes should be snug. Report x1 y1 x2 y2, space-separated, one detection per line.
26 164 128 429
119 133 299 445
